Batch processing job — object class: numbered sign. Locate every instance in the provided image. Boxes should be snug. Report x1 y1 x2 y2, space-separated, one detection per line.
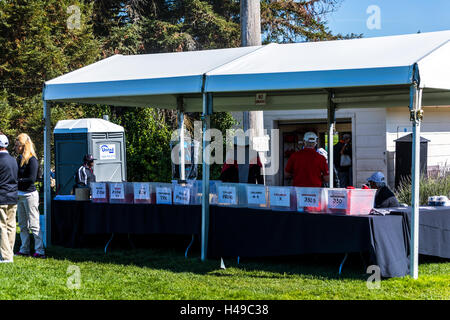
297 189 320 208
109 183 125 200
328 190 348 210
156 187 172 205
92 183 107 199
218 186 237 205
270 187 290 207
134 183 150 200
174 185 191 205
247 186 266 205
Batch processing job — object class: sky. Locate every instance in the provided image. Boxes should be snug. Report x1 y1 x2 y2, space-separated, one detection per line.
326 0 450 38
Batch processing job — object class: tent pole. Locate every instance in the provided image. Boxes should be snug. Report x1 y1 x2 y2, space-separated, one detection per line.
43 98 52 247
409 83 423 279
327 91 336 188
177 97 185 181
201 93 212 261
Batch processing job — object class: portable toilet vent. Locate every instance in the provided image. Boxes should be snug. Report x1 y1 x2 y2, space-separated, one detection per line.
54 118 126 195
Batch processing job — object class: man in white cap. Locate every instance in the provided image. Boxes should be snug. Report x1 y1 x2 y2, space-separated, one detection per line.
366 171 399 208
285 132 329 187
0 133 18 263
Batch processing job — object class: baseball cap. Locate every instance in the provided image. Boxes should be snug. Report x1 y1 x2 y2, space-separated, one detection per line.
367 172 385 184
0 134 9 148
303 132 318 143
83 154 96 163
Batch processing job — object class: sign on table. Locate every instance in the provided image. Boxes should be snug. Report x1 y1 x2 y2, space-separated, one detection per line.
297 189 320 208
174 185 191 205
134 183 150 200
92 183 107 199
270 187 290 207
110 183 125 200
218 186 237 205
328 190 348 210
156 187 172 204
247 185 266 205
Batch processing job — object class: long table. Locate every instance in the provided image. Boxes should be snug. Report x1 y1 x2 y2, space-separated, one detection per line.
51 201 450 278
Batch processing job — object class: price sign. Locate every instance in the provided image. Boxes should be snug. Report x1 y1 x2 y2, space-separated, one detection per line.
109 183 125 200
328 190 348 210
270 187 290 207
247 186 266 205
92 183 106 199
156 187 172 204
134 183 150 200
297 190 320 208
174 186 191 205
218 186 237 205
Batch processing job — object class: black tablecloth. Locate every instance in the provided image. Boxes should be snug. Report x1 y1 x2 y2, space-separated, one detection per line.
207 206 409 278
390 206 450 259
51 201 202 247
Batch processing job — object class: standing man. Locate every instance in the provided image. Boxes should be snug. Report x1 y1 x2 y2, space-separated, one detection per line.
0 133 18 263
333 133 352 187
74 154 96 190
285 132 329 187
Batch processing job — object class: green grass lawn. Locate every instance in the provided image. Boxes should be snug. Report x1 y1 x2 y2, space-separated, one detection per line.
0 245 448 300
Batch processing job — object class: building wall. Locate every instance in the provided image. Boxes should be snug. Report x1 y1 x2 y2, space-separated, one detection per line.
386 106 450 185
262 108 387 188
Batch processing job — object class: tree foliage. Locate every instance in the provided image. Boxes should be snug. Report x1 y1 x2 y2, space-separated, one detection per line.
0 0 353 182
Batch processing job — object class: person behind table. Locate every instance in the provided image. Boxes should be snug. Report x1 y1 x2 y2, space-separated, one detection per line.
366 171 399 208
284 132 329 187
14 133 46 258
0 133 18 263
333 133 352 187
74 154 96 189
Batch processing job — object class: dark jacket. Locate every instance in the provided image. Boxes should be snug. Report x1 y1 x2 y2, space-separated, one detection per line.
375 185 400 208
0 152 18 204
75 164 96 188
333 141 352 172
17 155 38 192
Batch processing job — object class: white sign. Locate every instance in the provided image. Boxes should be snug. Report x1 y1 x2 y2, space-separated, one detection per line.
297 189 320 208
247 186 266 205
251 135 270 152
99 144 116 160
92 183 106 199
134 183 150 200
270 187 290 207
156 187 172 204
328 190 348 210
174 185 191 205
218 186 237 205
109 183 125 199
255 93 267 106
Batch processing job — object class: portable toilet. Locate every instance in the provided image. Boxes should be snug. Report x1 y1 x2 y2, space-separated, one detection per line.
54 118 126 195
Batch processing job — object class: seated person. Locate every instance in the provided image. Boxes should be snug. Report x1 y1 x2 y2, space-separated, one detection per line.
366 172 399 208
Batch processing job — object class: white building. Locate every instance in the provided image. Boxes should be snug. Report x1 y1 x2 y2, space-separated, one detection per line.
234 106 450 189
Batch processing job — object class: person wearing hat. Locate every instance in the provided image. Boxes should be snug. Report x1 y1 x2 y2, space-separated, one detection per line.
74 154 96 189
0 133 18 263
366 171 399 208
285 132 329 187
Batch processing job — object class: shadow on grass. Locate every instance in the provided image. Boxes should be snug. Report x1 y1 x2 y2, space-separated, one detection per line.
42 234 382 281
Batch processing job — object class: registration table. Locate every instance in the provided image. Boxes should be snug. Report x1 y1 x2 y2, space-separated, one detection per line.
51 200 449 278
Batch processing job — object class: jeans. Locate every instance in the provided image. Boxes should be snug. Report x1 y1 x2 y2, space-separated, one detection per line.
17 191 45 255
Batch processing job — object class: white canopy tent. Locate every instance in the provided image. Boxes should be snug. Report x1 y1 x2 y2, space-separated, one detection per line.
43 30 450 279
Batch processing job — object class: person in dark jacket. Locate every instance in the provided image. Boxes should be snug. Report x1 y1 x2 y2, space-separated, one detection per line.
333 133 352 187
14 133 46 258
0 133 18 263
74 154 96 189
366 171 400 208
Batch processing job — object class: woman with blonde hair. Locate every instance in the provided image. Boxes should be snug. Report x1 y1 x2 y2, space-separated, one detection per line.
14 133 45 258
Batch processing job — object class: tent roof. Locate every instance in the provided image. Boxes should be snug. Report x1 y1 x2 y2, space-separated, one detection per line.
44 30 450 111
53 118 124 134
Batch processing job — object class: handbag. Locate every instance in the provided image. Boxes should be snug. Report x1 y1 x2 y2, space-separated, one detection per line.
340 154 351 167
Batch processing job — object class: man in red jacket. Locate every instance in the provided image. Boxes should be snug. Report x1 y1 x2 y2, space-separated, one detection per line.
284 132 329 187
